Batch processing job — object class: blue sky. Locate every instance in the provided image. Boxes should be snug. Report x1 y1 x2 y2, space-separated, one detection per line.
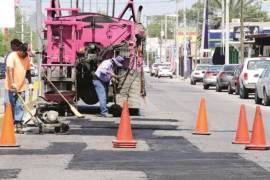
21 0 197 19
21 0 270 20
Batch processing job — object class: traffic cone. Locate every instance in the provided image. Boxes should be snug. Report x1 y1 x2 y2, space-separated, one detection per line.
0 103 20 147
112 101 137 148
232 104 250 144
245 106 269 150
192 97 210 135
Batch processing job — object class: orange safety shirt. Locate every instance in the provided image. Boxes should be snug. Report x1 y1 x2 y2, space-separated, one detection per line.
5 52 30 92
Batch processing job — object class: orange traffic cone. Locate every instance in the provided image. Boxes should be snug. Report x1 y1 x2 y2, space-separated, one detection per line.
192 97 210 135
232 104 250 144
112 101 137 148
245 106 269 150
0 103 20 147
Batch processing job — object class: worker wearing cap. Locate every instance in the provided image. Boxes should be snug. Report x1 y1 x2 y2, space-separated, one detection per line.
4 43 32 133
93 56 125 117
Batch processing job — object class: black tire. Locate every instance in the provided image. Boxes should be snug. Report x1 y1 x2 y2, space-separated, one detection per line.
263 89 270 106
255 89 262 105
228 84 233 94
203 84 209 90
170 76 173 79
239 85 248 99
158 76 161 78
216 83 222 92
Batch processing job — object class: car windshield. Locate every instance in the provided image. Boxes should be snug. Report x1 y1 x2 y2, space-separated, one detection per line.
247 60 270 70
196 65 209 70
223 65 236 71
208 65 222 72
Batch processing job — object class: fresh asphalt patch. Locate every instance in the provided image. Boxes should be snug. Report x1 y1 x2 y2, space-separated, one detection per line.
1 118 270 179
68 136 270 180
0 169 21 179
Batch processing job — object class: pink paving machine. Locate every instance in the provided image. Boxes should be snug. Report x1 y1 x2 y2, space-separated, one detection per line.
42 0 146 116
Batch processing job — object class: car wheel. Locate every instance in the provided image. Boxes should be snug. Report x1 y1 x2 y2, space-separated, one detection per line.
228 84 233 94
255 89 262 105
216 83 221 92
190 80 194 85
203 84 209 90
263 89 270 106
239 85 248 99
170 76 173 79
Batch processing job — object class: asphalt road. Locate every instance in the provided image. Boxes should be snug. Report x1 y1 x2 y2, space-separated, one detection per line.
1 75 270 179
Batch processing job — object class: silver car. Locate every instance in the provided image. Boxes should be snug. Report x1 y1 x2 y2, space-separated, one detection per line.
190 64 210 85
255 65 270 106
203 65 223 89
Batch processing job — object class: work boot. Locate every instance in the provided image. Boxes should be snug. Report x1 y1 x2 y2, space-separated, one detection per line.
100 113 113 118
15 123 24 134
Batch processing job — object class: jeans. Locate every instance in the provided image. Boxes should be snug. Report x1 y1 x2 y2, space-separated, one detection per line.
4 90 25 123
92 80 108 115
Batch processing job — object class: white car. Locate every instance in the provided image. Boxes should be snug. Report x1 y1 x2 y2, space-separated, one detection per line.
190 64 210 85
239 57 270 99
158 66 173 78
255 65 270 106
150 63 160 76
143 65 150 73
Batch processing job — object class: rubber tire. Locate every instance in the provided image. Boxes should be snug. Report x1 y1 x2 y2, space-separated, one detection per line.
170 76 173 79
216 83 222 92
203 84 209 90
158 76 161 78
255 89 262 105
240 85 248 99
263 90 270 106
228 84 233 94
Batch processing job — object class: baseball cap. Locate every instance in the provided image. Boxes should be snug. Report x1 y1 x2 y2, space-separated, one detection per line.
112 56 125 67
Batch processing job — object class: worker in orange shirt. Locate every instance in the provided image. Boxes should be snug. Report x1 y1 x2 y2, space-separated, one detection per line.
4 43 32 133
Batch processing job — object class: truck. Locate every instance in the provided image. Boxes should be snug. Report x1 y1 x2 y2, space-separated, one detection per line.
42 0 146 116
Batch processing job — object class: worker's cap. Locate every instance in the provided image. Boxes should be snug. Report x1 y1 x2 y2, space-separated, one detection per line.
18 43 28 53
112 56 125 67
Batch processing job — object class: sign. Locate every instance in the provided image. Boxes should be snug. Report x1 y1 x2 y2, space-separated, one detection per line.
0 0 15 28
233 26 259 41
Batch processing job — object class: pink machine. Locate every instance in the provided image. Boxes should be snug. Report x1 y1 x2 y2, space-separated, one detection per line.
43 0 146 115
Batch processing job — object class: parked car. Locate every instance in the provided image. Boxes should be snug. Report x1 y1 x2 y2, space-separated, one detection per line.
255 65 270 105
150 63 160 76
228 64 244 95
239 57 270 99
158 66 173 78
190 64 210 85
155 63 170 77
203 65 223 89
216 64 238 92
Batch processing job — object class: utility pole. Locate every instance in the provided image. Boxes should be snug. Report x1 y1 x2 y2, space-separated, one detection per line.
82 0 85 12
225 0 230 64
183 0 187 78
112 0 115 16
21 15 24 42
195 0 200 66
76 0 79 8
70 0 73 8
240 0 244 64
221 0 225 55
175 0 179 77
165 15 168 61
36 0 42 96
106 0 109 15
